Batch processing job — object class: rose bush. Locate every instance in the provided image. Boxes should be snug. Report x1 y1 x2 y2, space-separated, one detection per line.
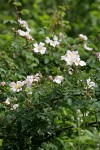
0 1 100 150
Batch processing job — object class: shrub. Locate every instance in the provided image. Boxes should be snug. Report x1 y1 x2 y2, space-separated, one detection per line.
0 1 100 150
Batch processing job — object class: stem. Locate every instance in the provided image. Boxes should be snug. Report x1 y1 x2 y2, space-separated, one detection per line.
77 119 80 150
15 5 19 21
95 112 99 131
83 110 86 130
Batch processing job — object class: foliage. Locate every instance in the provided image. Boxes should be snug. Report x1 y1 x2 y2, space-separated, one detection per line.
0 0 100 150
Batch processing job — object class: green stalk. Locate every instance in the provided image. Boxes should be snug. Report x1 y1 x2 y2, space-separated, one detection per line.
95 112 99 131
83 110 86 130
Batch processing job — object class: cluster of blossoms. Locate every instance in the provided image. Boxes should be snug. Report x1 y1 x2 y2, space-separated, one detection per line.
79 34 93 51
33 42 46 54
45 35 60 47
13 18 33 40
25 73 42 87
17 30 33 40
18 18 30 33
61 50 86 66
4 73 42 109
86 78 96 89
2 17 99 115
32 35 60 54
9 73 42 92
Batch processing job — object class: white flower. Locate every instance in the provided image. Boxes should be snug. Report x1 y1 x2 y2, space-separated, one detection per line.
17 18 33 40
61 50 86 66
84 43 93 51
50 40 60 47
45 37 51 44
53 35 58 41
33 42 46 54
25 75 34 88
26 27 30 33
17 29 33 40
33 73 42 82
18 18 28 28
86 78 95 89
53 75 64 84
18 18 30 33
5 98 10 105
45 35 60 47
79 34 88 41
12 104 19 110
0 81 6 86
25 73 42 87
9 81 25 92
17 30 26 36
24 33 33 40
59 32 65 39
49 40 55 47
51 35 60 47
79 60 86 66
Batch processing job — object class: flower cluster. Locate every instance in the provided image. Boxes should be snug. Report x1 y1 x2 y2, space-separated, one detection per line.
61 50 86 66
18 18 30 33
13 18 33 40
17 29 33 40
25 73 42 88
9 73 42 92
4 98 19 110
45 35 60 47
79 34 93 51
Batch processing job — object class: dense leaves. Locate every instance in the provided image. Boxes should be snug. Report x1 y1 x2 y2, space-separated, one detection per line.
0 0 100 150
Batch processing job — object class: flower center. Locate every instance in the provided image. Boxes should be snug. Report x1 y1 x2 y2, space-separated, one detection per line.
15 84 21 89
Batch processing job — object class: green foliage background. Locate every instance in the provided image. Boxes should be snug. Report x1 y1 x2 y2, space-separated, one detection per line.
0 0 100 150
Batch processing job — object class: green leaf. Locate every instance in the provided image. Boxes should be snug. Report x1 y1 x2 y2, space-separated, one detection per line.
13 2 22 6
20 9 29 15
4 20 17 24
